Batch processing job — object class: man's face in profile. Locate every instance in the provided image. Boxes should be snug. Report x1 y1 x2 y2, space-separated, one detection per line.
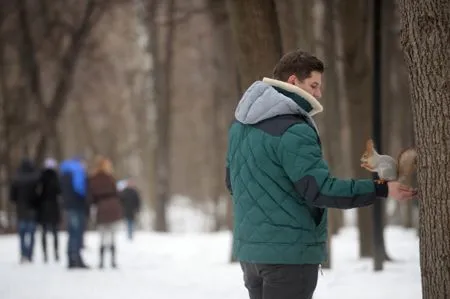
295 71 323 100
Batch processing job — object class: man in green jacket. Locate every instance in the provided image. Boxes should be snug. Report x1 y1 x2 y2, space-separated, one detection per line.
225 50 416 299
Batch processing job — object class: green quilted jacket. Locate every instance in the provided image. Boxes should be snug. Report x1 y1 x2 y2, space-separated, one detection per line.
225 77 388 265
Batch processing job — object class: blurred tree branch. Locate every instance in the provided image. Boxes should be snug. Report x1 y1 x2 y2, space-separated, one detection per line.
33 0 113 162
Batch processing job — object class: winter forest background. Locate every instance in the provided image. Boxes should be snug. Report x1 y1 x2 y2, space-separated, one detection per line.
0 0 449 299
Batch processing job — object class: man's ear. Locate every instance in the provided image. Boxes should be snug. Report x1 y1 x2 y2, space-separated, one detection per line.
286 74 297 85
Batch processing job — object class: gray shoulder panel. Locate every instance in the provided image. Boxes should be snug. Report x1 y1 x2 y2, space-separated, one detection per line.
252 114 306 136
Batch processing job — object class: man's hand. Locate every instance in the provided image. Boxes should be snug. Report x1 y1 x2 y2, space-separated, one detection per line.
387 181 417 201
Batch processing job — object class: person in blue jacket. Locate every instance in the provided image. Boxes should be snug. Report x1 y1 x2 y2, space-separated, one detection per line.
59 156 89 269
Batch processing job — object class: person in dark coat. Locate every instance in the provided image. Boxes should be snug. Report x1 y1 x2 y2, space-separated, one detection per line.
10 158 40 263
119 179 141 240
38 158 61 262
89 156 123 269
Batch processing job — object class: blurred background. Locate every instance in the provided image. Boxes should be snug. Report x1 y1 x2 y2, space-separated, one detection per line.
0 0 421 298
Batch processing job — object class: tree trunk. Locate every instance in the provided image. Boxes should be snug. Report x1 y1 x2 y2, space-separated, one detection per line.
274 0 298 53
384 2 416 230
133 67 155 223
316 0 337 268
227 0 283 90
30 0 104 162
396 0 450 297
275 0 314 54
339 0 375 258
331 0 350 234
0 7 9 227
152 0 175 232
403 201 414 228
139 0 159 220
208 0 236 232
321 0 349 239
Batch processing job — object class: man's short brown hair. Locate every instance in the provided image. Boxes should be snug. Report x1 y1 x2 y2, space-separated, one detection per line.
272 50 324 82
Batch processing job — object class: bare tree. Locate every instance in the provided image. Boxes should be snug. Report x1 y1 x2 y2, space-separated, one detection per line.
396 0 450 297
275 0 315 54
14 0 111 162
318 0 345 268
227 0 282 89
206 0 236 231
143 0 176 232
0 0 143 229
339 0 377 258
381 0 416 229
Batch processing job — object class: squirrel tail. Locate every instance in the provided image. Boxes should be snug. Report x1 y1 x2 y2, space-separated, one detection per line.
364 139 375 156
397 147 417 183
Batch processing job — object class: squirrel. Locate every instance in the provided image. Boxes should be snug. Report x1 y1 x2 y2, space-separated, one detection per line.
360 139 417 188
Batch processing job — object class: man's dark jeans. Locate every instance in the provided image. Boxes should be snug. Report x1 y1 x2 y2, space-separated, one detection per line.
18 220 37 261
240 262 319 299
126 218 134 240
66 209 85 262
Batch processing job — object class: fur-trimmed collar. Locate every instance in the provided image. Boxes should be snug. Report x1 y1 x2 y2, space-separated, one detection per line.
262 77 323 116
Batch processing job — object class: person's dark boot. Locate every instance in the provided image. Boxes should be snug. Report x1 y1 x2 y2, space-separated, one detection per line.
78 258 90 269
75 254 90 269
99 246 105 269
42 231 48 263
110 245 117 269
54 236 59 262
68 255 77 269
20 256 30 264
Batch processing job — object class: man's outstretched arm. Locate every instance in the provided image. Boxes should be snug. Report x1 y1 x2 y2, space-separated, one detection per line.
278 123 388 209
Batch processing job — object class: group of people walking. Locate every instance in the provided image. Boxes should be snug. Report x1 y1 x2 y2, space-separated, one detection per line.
10 158 61 264
9 155 141 269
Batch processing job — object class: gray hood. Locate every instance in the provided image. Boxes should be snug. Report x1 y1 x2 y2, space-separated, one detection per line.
235 77 323 130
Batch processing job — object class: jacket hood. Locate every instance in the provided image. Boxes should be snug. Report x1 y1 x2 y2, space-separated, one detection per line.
44 157 58 169
234 77 323 125
18 158 36 173
14 158 39 184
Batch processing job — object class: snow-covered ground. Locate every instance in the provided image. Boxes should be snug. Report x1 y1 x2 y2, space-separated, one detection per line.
0 204 421 299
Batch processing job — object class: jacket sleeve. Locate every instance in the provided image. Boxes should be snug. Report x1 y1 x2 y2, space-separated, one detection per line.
225 148 232 195
277 124 388 209
72 166 87 198
225 166 232 195
135 190 142 212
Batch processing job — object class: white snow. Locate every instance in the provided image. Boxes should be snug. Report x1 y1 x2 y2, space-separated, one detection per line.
0 203 421 299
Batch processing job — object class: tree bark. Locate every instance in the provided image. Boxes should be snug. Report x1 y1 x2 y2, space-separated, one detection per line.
339 0 375 258
0 14 10 227
208 0 235 232
33 0 105 163
152 0 175 232
316 0 337 268
274 0 298 53
139 0 159 221
227 0 283 90
330 0 350 234
383 2 416 230
275 0 314 54
396 0 450 297
210 0 225 232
